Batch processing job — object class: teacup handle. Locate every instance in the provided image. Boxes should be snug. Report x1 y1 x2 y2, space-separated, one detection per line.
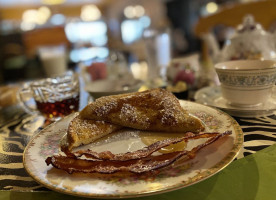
17 87 38 115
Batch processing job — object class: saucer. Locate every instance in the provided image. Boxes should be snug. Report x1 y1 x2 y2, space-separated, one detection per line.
194 86 276 117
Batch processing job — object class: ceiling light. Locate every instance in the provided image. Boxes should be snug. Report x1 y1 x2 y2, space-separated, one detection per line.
206 2 218 14
41 0 66 5
135 5 145 17
81 4 101 21
124 6 135 19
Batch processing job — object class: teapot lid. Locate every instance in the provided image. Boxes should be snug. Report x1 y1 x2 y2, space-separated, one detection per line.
235 14 266 35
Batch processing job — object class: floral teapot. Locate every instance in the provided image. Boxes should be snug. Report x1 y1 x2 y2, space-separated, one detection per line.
204 15 276 63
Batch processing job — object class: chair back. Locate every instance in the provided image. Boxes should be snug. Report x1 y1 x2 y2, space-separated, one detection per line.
23 26 70 58
194 1 276 37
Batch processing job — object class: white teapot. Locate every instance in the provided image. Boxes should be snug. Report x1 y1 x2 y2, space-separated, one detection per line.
204 15 276 63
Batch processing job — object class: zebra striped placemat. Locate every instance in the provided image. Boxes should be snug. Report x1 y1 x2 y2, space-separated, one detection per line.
0 109 275 191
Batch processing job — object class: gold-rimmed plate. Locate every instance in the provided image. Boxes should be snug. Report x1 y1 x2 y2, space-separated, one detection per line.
23 101 243 198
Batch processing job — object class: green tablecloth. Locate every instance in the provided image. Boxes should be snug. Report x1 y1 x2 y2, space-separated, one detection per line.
1 143 276 200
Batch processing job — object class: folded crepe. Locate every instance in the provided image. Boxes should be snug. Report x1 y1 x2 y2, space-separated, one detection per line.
60 115 122 152
61 89 205 152
80 88 205 133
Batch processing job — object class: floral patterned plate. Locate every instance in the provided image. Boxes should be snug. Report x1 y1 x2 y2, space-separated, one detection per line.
195 86 276 117
23 101 243 198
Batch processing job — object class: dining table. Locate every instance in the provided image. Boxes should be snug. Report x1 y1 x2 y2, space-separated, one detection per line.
0 85 276 200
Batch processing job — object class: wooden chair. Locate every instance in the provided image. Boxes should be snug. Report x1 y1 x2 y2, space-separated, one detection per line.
194 0 276 37
22 26 70 58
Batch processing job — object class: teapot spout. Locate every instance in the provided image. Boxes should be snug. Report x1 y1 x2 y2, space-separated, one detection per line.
201 33 222 63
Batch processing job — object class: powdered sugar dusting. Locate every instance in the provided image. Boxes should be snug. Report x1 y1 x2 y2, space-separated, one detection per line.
120 104 137 122
159 95 181 125
77 119 98 133
119 103 150 128
94 100 118 117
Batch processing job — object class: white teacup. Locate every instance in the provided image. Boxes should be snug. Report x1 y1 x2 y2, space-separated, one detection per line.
215 60 276 107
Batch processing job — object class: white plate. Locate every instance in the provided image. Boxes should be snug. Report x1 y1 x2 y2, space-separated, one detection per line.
23 101 243 198
195 86 276 117
85 78 143 99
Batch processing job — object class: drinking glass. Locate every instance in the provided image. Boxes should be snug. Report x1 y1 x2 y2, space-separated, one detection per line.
38 45 67 77
143 27 171 81
18 71 80 122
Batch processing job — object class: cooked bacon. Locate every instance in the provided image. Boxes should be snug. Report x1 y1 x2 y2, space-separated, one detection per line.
68 131 232 161
46 131 231 174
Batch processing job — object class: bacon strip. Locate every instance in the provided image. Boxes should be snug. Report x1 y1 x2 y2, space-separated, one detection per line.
46 131 231 174
68 131 232 161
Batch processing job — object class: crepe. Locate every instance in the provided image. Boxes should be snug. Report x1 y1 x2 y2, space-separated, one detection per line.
60 115 122 152
80 88 205 133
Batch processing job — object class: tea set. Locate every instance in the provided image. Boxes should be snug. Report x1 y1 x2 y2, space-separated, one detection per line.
195 15 276 117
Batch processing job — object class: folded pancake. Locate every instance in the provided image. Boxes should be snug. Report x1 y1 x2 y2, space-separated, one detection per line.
60 115 122 152
80 88 205 133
